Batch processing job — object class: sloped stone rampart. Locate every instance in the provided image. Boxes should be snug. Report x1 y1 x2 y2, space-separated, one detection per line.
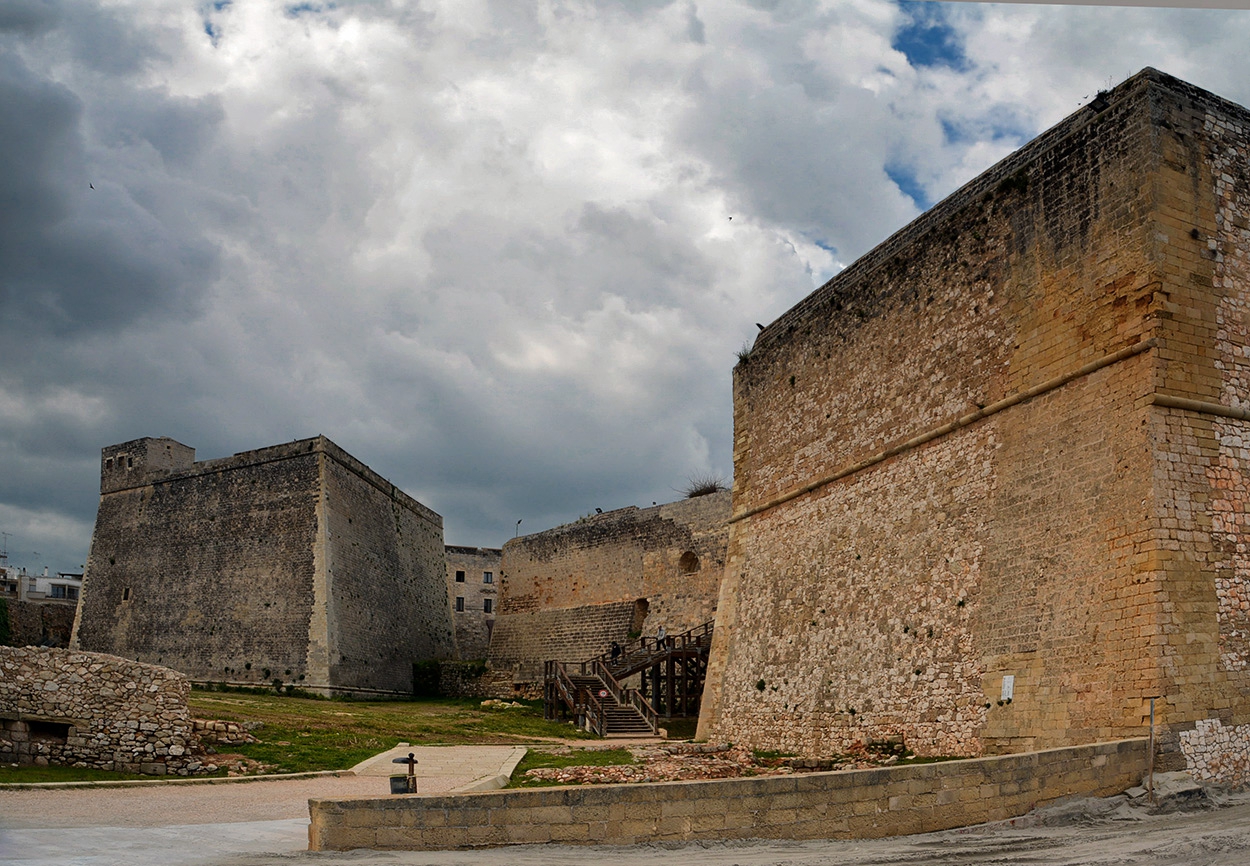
0 646 202 775
308 738 1147 851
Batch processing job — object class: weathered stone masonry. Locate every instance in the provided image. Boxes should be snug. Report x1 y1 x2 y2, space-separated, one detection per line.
0 646 201 775
699 69 1250 785
489 492 730 684
72 435 455 695
445 545 501 661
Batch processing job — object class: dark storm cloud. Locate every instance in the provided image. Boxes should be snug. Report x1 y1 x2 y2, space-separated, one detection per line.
0 52 222 336
6 0 1250 574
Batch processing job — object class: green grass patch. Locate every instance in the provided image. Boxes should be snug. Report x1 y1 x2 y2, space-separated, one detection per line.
508 748 636 787
751 748 798 760
189 690 593 774
0 764 155 784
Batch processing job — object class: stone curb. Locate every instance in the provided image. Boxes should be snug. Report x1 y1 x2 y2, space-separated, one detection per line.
0 769 356 790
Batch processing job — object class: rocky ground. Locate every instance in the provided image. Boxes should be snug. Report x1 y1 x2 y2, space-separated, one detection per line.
521 740 914 785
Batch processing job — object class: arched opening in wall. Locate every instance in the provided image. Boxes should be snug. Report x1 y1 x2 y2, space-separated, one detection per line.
679 551 700 574
631 598 649 637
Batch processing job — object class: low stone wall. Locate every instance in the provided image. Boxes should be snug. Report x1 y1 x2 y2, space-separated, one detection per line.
1178 718 1250 785
0 646 202 775
308 738 1147 851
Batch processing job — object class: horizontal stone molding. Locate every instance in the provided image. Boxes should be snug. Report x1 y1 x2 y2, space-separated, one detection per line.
1150 393 1250 422
308 738 1147 851
732 340 1156 524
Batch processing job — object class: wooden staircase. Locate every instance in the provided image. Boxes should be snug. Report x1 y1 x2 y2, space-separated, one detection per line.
544 621 714 737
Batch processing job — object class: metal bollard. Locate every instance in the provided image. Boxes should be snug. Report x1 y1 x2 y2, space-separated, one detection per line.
390 752 418 794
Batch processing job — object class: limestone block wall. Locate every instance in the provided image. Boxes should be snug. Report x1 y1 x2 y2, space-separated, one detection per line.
445 546 501 660
73 435 453 695
699 69 1250 772
0 646 202 775
488 601 639 683
309 738 1147 851
488 492 729 682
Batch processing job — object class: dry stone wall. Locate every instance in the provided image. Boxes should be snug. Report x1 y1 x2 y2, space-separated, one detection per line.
73 435 453 696
0 646 202 775
700 69 1250 782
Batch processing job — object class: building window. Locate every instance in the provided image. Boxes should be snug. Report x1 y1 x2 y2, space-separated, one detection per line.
455 596 465 612
50 585 67 599
455 570 465 582
483 598 493 614
483 571 494 584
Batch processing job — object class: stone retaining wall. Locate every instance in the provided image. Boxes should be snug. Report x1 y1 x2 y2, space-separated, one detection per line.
0 646 202 775
308 738 1147 851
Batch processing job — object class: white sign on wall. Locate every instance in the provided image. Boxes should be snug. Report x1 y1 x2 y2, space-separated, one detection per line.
1001 675 1015 702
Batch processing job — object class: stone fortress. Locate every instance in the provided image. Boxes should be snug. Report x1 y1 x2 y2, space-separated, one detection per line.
697 68 1250 783
60 67 1250 789
71 435 455 696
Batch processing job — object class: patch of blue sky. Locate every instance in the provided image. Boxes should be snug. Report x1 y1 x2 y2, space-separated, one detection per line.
885 164 931 211
892 0 969 72
286 2 333 16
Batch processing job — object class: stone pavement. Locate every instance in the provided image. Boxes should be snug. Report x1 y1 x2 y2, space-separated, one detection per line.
0 744 526 865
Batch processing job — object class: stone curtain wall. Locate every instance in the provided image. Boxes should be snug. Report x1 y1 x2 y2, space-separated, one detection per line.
488 601 639 683
0 647 202 776
309 739 1147 851
74 435 453 695
488 492 729 682
700 69 1250 767
444 546 502 660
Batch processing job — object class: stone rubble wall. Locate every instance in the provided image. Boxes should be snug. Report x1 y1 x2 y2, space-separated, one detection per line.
1179 718 1250 785
3 599 76 648
0 646 204 776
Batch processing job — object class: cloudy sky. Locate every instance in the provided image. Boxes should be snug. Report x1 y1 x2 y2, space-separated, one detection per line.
4 0 1250 573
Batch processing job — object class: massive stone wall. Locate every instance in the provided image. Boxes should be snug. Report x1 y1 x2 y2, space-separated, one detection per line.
73 435 454 695
0 647 202 775
488 492 730 683
445 546 501 660
699 69 1250 782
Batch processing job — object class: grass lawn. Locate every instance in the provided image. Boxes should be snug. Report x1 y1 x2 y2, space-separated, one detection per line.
0 690 592 784
0 764 155 784
189 690 594 773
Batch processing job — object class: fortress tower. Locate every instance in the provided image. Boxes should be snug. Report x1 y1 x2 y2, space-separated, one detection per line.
699 69 1250 784
73 436 455 695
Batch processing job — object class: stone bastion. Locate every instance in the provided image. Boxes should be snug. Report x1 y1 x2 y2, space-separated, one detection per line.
0 646 203 776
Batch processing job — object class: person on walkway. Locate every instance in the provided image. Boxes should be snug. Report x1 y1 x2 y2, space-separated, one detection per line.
610 641 622 663
656 625 667 648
